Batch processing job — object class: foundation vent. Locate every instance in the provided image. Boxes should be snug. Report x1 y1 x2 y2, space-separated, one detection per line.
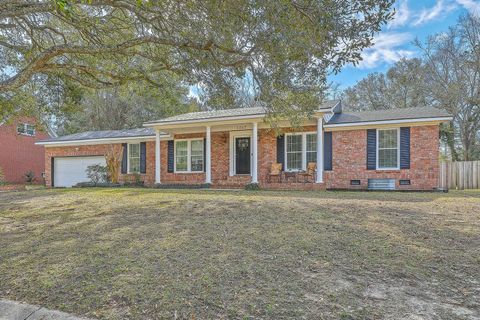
368 179 395 190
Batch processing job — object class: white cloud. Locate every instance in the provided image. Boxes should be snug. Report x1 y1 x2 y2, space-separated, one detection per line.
386 0 478 31
456 0 480 13
388 0 411 29
414 0 457 26
358 32 416 69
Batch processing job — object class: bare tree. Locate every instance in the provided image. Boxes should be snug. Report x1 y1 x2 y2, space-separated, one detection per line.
417 14 480 160
343 14 480 160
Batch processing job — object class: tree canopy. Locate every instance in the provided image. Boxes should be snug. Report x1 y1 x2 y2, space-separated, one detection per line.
1 0 394 120
343 58 431 111
57 79 198 135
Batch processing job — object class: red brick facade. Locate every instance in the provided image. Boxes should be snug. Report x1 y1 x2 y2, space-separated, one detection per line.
44 125 440 190
0 117 50 184
324 125 439 190
44 143 157 187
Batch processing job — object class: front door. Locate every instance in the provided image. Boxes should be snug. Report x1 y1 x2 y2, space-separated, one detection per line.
235 137 251 175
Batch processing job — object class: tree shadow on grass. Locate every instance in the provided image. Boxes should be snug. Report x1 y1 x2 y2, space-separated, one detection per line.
1 188 479 319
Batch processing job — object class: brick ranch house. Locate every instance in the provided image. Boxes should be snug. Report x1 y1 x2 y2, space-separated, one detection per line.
36 101 452 190
0 116 51 184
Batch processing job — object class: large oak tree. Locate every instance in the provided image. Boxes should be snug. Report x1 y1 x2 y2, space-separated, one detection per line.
1 0 394 119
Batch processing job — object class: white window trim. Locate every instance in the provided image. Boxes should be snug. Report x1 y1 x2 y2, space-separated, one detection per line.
376 128 400 170
229 131 252 176
17 123 36 136
284 131 317 172
127 143 141 174
174 138 204 173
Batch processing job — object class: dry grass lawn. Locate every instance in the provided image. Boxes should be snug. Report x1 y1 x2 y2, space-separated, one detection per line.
0 188 479 319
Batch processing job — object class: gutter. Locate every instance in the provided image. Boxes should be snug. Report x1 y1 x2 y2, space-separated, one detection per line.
324 116 453 128
35 134 169 146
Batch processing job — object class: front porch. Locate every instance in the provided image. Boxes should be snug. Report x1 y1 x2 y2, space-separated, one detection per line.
150 118 326 190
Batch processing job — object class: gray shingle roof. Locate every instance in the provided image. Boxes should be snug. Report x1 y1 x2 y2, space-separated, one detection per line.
38 127 157 143
327 107 451 125
38 105 451 144
145 100 341 124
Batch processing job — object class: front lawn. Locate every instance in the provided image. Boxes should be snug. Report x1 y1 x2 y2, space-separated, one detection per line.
1 188 479 319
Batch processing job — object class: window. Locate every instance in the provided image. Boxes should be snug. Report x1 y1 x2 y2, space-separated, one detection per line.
286 134 302 171
17 123 35 136
306 134 317 164
190 140 204 172
128 143 140 173
285 132 318 171
377 129 399 169
175 141 188 172
175 139 204 172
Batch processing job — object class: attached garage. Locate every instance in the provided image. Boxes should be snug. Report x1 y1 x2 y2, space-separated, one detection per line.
53 156 106 187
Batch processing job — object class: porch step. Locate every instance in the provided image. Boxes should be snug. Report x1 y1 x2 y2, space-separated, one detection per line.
154 183 211 189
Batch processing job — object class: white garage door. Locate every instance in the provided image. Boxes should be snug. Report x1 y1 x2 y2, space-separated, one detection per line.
54 156 106 187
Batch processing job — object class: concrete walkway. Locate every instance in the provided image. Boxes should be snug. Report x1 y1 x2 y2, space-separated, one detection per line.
0 300 93 320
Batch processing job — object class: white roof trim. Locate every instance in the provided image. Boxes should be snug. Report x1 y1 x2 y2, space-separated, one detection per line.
324 116 453 128
144 113 265 127
35 134 168 147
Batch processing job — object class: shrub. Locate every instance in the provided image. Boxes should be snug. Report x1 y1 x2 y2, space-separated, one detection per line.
133 173 144 186
86 164 108 185
24 170 35 184
245 182 260 190
0 166 5 185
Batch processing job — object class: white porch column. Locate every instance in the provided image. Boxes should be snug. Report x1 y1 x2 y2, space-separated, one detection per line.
252 122 258 183
316 117 324 183
155 129 161 184
205 125 212 184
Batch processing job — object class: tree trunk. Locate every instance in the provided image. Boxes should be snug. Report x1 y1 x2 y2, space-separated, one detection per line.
446 122 459 161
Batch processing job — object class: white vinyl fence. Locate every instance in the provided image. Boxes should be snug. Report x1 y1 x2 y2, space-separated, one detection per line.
439 160 480 190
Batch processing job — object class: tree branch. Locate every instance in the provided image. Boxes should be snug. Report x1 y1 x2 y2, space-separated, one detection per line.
0 36 245 92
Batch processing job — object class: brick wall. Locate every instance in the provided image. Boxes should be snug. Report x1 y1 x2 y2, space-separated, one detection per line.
0 117 50 184
44 143 156 187
44 125 440 190
324 125 440 190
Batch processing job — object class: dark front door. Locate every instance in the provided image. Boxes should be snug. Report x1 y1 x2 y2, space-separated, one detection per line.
235 137 251 175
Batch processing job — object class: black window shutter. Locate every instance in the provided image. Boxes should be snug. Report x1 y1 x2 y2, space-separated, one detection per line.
51 158 55 187
276 135 285 170
140 142 147 174
121 143 128 174
203 138 206 172
366 129 376 170
324 132 333 171
167 140 174 173
400 127 410 169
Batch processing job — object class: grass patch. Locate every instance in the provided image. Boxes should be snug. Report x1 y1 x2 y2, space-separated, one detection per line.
1 188 479 319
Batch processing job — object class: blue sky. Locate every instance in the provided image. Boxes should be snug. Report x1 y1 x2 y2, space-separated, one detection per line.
330 0 480 88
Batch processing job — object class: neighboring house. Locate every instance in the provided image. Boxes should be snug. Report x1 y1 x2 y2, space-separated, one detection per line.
0 116 51 184
36 101 452 190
